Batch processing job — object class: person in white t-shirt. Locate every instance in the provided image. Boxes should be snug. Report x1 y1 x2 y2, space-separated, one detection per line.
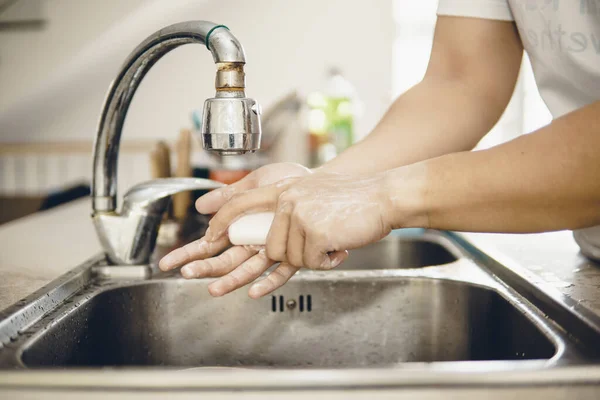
159 0 600 298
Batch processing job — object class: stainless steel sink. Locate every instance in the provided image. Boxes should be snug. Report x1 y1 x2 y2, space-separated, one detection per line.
336 231 458 270
20 278 555 368
0 229 598 375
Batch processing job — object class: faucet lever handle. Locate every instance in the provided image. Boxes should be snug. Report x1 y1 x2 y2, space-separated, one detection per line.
121 177 224 215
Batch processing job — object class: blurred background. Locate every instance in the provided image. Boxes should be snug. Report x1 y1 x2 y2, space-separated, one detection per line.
0 0 552 224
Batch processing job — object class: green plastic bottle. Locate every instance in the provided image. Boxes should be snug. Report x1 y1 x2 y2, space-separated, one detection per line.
306 68 359 167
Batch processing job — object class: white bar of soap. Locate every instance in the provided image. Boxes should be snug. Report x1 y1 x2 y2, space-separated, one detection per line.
228 212 275 245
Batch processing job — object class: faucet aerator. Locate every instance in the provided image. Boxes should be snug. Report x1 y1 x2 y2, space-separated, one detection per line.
200 96 262 154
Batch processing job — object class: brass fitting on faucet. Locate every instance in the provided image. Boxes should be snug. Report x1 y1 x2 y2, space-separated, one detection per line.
215 62 246 91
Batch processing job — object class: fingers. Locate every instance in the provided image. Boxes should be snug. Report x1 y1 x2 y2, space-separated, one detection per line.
195 163 309 215
302 229 349 270
195 174 257 215
208 248 274 297
306 249 349 270
248 263 300 299
328 250 350 269
264 201 292 262
302 230 331 269
285 215 305 267
179 245 255 278
205 185 284 241
158 235 230 271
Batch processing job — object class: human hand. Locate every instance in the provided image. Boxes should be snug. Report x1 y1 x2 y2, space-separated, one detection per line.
202 171 395 294
158 162 312 298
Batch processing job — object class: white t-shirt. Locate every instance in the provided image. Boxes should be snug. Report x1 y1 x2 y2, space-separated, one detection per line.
437 0 600 259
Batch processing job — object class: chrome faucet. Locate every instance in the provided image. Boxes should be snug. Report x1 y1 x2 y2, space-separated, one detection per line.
91 21 262 265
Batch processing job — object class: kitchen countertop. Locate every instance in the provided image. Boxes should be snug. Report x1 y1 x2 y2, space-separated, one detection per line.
0 199 101 310
458 230 600 315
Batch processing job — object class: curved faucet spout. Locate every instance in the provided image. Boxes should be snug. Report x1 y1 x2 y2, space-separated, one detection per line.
121 177 224 215
92 21 261 214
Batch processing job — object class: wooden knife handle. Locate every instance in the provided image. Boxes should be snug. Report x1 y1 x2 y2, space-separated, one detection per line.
173 129 192 220
149 141 171 179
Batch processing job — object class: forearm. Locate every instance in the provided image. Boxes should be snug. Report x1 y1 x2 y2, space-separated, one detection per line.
391 101 600 233
318 77 509 175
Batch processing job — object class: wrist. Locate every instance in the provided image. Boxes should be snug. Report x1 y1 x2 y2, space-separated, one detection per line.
380 162 430 230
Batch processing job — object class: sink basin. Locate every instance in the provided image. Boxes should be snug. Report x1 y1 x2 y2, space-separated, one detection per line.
21 277 556 368
337 234 458 270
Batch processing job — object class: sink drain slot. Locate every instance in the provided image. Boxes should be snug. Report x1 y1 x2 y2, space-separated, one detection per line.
299 295 312 312
271 295 312 312
271 296 285 312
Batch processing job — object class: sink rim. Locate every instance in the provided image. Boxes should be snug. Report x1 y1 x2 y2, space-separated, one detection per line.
2 362 600 391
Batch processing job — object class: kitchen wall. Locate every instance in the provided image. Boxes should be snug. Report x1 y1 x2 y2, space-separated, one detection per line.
0 0 148 108
0 0 395 196
0 0 550 199
0 0 394 144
